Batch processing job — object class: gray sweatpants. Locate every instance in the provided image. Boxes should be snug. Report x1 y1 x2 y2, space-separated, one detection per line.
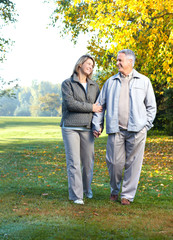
61 128 94 201
106 127 147 202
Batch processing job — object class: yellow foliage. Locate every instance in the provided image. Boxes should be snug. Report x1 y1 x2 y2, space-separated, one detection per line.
54 0 173 90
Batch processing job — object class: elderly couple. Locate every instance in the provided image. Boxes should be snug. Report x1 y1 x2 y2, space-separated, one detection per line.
60 49 157 205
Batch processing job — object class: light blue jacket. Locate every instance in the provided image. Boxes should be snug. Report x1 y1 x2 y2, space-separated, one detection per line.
92 69 157 133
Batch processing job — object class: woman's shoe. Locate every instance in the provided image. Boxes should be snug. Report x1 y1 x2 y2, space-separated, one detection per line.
74 199 84 204
85 192 93 199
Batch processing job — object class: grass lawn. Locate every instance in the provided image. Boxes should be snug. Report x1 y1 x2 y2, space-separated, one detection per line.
0 117 173 240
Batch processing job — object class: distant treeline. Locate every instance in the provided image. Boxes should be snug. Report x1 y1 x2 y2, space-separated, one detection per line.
0 81 62 117
0 80 172 135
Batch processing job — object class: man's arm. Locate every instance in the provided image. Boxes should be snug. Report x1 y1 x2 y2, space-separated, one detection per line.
92 82 107 133
144 79 157 130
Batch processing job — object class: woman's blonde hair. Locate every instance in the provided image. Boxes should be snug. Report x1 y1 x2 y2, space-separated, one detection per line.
72 54 95 79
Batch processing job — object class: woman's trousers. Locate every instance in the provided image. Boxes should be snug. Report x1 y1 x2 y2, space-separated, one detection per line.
61 128 94 201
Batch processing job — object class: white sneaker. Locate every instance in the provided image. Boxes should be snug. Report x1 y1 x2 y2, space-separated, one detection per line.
74 199 84 205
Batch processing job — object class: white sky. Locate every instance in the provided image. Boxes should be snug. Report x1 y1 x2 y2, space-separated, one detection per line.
0 0 88 87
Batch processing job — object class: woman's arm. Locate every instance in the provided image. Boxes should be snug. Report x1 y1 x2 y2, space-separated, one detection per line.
62 80 102 113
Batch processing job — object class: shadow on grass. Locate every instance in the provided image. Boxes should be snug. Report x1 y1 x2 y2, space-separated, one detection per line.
0 121 60 128
0 138 63 150
0 217 146 240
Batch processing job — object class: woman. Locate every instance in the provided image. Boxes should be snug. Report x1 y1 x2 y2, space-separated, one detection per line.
61 54 102 204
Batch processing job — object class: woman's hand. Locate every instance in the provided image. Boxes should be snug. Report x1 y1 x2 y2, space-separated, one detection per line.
92 103 102 113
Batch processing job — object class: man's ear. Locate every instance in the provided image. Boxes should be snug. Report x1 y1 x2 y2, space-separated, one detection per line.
129 59 133 66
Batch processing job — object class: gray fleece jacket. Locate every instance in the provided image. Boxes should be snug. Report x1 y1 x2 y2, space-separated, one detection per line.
60 74 100 129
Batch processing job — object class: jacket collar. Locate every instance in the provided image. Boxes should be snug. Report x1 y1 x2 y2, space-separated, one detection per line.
112 69 140 80
72 73 94 85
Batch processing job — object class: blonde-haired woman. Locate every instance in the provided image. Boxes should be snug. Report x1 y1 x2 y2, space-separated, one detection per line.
61 54 102 204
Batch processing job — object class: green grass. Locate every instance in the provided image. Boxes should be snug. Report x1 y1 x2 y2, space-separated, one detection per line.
0 117 173 240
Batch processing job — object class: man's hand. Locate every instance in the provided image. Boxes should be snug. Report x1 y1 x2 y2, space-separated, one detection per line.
92 103 102 113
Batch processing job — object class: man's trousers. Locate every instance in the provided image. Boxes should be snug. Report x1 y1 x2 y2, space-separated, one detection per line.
61 128 94 201
106 127 147 202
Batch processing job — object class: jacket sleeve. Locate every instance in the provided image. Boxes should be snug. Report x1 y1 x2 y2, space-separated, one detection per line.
144 79 157 130
92 82 107 132
61 80 93 113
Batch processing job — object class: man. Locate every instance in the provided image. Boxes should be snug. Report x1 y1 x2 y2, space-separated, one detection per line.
92 49 157 205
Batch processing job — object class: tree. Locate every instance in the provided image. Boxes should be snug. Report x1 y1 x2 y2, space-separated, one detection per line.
39 93 61 116
14 103 31 116
0 80 62 117
30 81 62 116
0 77 18 98
0 0 17 61
160 88 173 135
52 0 172 92
0 0 18 97
0 92 19 116
13 87 32 116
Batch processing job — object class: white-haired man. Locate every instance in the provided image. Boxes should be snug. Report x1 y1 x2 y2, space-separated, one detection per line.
92 49 157 205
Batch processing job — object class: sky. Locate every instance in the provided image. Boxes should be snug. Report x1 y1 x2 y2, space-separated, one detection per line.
0 0 88 87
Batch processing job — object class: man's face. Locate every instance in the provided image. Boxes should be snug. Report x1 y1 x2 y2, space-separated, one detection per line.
116 53 133 75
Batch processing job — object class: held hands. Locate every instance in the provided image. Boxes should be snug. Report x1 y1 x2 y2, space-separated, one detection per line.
92 103 102 138
92 102 102 113
93 128 102 138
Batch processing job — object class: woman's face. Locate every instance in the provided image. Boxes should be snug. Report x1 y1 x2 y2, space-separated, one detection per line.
80 58 94 76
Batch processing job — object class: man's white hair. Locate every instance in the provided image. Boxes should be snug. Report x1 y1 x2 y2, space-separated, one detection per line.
118 49 136 67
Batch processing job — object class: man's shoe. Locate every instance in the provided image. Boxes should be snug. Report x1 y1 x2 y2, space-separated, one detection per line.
110 194 118 201
74 199 84 205
121 198 130 205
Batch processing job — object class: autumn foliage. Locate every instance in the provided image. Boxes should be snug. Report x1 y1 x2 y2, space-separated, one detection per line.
53 0 173 93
